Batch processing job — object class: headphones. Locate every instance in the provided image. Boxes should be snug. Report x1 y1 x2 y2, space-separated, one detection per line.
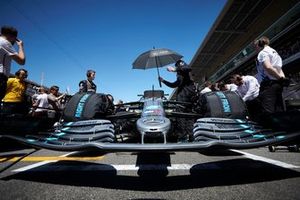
257 39 265 48
15 68 28 77
256 36 269 48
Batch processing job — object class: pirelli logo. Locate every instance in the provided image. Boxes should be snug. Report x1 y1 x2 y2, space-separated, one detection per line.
75 94 90 118
215 92 231 113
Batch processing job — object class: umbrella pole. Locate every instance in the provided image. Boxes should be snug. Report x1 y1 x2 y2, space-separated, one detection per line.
155 57 162 87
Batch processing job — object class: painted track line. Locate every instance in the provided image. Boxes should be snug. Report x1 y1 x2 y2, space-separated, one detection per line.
12 152 77 172
231 149 300 169
113 164 192 171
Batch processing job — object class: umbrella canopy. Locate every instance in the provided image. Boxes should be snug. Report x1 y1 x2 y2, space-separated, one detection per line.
132 48 183 69
132 48 183 87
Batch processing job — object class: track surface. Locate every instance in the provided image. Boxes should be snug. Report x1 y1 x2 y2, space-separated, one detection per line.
1 139 299 200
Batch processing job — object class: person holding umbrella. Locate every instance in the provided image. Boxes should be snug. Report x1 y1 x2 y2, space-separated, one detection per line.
132 48 184 87
159 59 196 103
159 59 196 142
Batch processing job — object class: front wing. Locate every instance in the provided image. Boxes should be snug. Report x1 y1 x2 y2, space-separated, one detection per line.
1 118 299 152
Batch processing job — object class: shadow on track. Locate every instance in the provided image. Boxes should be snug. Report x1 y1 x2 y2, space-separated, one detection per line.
2 158 300 191
0 138 34 152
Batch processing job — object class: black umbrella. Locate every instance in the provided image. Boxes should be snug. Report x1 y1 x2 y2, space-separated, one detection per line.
132 48 183 87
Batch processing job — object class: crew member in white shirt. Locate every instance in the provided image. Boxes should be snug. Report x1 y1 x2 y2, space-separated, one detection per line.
230 74 260 120
200 81 212 94
32 87 49 117
254 36 288 114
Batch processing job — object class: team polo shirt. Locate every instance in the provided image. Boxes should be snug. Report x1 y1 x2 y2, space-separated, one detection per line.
256 46 282 83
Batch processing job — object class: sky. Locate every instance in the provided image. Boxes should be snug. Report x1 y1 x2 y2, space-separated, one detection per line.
1 0 226 102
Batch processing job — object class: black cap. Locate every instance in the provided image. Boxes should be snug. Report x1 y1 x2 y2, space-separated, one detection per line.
175 59 189 69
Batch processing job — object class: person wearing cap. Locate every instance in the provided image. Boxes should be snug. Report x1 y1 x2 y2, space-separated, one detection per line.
158 59 196 142
159 60 196 103
0 26 26 100
78 69 97 93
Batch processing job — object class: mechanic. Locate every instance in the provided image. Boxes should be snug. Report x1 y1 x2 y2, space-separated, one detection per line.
200 81 212 94
159 59 196 142
0 26 26 101
79 69 97 93
254 36 289 114
230 74 260 120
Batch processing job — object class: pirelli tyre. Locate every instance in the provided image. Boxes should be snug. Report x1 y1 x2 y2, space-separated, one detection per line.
50 119 115 143
196 91 248 119
63 92 112 122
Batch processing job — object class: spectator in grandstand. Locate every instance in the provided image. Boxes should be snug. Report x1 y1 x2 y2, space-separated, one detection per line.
200 81 212 94
230 74 260 120
0 26 26 100
79 69 97 93
254 36 289 114
159 59 196 142
1 69 28 115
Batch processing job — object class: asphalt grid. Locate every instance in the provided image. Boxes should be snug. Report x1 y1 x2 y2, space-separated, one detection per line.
0 139 300 200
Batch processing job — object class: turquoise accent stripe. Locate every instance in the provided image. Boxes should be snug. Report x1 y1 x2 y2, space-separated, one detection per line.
66 122 73 126
27 139 36 142
62 127 70 131
46 137 58 141
244 129 255 134
240 124 249 128
253 134 265 138
55 132 66 136
236 119 244 123
276 135 285 139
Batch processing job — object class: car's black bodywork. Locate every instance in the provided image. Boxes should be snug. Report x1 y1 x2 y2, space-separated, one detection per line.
1 90 300 152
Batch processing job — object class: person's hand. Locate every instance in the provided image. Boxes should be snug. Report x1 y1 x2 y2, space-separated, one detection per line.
16 38 24 47
158 76 164 82
167 66 176 72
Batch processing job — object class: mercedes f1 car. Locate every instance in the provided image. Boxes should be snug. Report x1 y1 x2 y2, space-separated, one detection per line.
1 90 300 152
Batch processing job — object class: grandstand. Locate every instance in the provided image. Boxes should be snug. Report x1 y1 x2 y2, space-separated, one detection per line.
169 0 299 101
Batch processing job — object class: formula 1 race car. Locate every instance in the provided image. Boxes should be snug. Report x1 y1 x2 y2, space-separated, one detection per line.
1 90 300 152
